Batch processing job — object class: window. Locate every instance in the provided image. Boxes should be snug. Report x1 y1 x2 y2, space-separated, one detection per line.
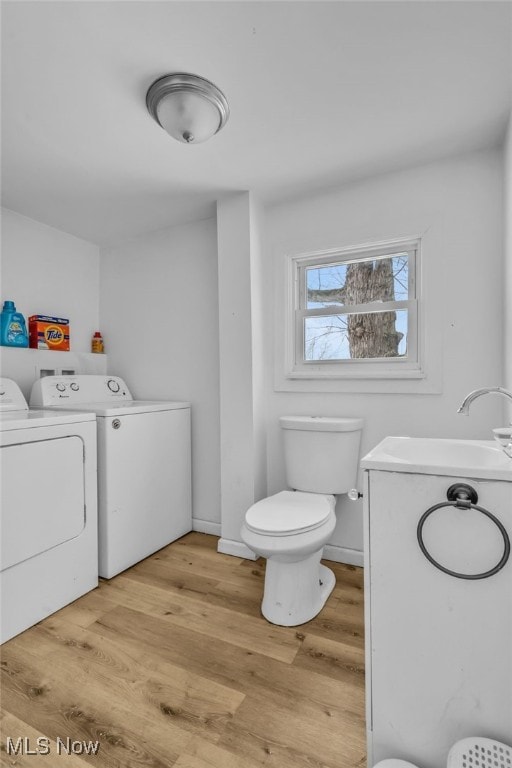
287 238 421 379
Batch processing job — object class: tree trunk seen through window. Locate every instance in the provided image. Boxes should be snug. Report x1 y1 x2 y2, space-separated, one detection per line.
307 259 403 359
345 259 403 358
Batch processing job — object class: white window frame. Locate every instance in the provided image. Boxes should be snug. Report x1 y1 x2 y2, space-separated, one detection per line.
285 236 423 379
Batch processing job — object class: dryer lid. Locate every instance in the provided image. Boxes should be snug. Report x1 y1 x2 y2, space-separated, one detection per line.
0 408 95 430
245 491 335 536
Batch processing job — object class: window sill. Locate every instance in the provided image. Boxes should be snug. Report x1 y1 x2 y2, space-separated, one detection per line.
286 366 425 381
276 362 440 394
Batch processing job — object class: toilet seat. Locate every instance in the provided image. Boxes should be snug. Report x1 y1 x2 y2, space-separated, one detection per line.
245 491 335 536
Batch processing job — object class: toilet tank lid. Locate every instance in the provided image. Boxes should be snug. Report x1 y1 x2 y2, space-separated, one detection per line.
280 416 363 432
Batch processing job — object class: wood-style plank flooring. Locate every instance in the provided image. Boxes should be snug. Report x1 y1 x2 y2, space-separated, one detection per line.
0 533 366 768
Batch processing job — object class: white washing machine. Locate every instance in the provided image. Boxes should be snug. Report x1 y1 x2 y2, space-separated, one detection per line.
31 374 192 579
0 378 98 644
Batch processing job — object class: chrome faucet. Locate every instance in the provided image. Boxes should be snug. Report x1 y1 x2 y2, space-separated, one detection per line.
457 387 512 418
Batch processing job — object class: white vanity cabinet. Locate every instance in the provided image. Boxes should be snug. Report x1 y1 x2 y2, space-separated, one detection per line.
361 438 512 768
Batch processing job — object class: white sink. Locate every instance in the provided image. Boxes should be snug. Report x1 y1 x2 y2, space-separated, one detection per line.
361 436 512 481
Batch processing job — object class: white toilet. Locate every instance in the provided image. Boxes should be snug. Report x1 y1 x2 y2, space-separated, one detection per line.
241 415 363 626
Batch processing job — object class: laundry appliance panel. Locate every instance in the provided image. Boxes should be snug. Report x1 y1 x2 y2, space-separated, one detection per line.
0 377 98 644
97 406 191 578
30 374 192 579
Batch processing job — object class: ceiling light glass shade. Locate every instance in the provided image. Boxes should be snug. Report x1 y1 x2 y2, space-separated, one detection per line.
146 73 229 144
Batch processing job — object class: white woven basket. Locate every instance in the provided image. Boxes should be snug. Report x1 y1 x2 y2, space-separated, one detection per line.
447 738 512 768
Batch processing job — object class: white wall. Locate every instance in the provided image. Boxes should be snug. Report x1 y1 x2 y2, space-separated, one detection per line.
99 217 221 531
216 193 267 558
265 150 504 562
504 115 512 404
0 207 101 396
249 195 268 505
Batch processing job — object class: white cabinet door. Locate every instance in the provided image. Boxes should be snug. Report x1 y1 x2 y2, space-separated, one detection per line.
365 470 512 767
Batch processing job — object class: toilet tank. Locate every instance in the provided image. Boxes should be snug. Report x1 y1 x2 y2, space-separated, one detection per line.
280 416 363 494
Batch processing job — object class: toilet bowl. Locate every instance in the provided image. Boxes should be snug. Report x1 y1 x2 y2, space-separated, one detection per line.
241 415 363 627
241 491 336 626
373 761 420 768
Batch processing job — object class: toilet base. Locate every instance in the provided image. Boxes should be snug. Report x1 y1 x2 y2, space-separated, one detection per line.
261 552 335 627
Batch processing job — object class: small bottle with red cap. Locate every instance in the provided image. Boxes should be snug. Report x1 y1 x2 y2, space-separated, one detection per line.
91 331 104 354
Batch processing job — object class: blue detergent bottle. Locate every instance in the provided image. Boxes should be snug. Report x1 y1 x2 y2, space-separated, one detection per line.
0 300 29 347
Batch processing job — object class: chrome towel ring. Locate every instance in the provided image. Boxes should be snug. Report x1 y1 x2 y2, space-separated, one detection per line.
417 483 510 580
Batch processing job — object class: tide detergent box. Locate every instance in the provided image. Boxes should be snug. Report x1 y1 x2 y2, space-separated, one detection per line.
29 315 70 351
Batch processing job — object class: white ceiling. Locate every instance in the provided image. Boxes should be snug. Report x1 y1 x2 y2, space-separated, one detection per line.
2 1 511 246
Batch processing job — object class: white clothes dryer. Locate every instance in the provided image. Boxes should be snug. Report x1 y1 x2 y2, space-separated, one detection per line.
31 375 192 579
0 378 98 644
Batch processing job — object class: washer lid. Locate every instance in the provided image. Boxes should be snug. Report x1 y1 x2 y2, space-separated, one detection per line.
39 400 190 417
279 416 364 432
245 491 335 536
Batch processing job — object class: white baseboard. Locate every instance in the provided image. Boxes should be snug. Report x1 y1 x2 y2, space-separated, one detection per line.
198 528 361 566
217 538 257 560
192 518 221 536
216 538 361 565
323 544 364 568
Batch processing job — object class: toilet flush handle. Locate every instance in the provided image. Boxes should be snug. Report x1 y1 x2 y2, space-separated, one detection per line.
348 489 363 501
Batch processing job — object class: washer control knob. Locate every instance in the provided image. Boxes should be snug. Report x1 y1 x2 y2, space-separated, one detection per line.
107 379 120 393
70 383 79 392
56 383 66 392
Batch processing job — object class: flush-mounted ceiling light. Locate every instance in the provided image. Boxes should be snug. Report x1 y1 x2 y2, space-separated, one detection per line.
146 72 229 145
